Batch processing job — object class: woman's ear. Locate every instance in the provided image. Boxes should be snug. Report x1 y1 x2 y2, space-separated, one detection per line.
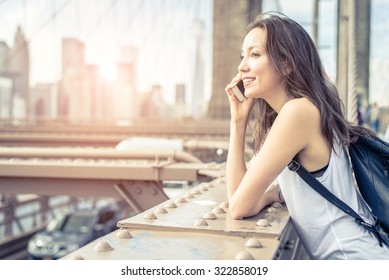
281 61 292 75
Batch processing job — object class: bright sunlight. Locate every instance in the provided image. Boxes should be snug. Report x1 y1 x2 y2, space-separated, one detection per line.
99 62 117 81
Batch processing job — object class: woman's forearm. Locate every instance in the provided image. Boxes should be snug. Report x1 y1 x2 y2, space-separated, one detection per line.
226 120 249 199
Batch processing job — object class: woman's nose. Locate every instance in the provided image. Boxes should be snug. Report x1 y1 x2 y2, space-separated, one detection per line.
238 58 249 73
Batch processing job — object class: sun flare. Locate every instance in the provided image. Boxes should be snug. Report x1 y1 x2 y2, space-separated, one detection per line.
99 62 117 81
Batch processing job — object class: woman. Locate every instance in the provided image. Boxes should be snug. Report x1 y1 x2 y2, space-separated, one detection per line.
225 12 389 259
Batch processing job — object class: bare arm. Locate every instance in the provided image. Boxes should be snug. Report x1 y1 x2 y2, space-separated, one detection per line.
228 98 319 219
225 74 254 199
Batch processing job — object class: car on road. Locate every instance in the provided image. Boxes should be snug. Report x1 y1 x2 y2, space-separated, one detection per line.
27 203 122 260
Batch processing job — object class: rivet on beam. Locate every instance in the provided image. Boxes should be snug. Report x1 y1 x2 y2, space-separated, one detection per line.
235 251 254 260
93 240 114 252
116 228 133 239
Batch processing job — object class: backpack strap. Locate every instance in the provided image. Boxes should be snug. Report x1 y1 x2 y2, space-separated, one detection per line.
288 160 384 246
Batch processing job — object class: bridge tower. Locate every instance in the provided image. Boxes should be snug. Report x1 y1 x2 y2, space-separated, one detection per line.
207 0 262 119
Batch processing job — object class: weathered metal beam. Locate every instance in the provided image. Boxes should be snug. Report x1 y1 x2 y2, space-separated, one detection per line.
62 178 308 260
0 147 202 163
0 160 217 181
0 159 224 212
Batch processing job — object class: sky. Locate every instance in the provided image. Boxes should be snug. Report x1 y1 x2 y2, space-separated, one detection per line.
0 0 214 104
2 0 387 106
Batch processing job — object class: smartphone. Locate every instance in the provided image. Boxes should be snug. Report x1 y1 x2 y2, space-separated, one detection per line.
231 80 246 102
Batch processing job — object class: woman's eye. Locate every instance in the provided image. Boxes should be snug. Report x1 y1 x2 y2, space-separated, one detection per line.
240 55 244 60
250 52 259 57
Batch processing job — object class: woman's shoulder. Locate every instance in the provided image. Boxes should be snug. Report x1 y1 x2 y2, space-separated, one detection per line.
279 97 320 123
282 97 317 111
278 98 330 170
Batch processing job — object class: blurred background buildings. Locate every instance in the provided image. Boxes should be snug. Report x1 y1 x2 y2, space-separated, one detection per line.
0 0 388 135
0 0 389 260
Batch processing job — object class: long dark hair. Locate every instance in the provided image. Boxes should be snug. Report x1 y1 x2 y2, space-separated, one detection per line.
248 12 371 153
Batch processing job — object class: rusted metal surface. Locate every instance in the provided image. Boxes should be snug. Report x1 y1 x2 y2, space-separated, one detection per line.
64 177 308 260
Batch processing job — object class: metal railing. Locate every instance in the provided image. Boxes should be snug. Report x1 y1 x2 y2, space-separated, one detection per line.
0 194 78 241
0 194 131 259
0 194 80 259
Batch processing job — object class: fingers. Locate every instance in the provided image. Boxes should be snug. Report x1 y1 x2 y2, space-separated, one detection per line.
225 73 242 100
231 72 242 84
264 183 283 203
225 84 238 102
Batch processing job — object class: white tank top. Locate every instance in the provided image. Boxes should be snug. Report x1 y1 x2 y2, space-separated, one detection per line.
277 141 389 259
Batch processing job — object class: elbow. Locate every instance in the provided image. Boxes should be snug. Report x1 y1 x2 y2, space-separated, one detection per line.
229 200 245 220
230 211 244 220
229 197 260 220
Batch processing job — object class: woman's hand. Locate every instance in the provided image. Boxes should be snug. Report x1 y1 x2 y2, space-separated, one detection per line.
225 73 254 123
252 183 284 215
264 183 284 204
260 183 284 209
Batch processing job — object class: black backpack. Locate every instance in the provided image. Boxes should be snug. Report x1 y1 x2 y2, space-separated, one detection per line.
349 134 389 232
288 134 389 247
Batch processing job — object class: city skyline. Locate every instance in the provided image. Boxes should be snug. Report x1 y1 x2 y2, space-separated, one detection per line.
1 0 336 106
0 0 213 105
1 0 388 107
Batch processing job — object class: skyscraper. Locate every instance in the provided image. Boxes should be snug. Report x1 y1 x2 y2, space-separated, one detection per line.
0 41 10 73
113 46 138 120
191 19 206 119
0 26 30 119
59 38 85 120
207 0 261 119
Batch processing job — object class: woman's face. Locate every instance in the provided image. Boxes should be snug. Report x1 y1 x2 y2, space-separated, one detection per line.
238 27 284 101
